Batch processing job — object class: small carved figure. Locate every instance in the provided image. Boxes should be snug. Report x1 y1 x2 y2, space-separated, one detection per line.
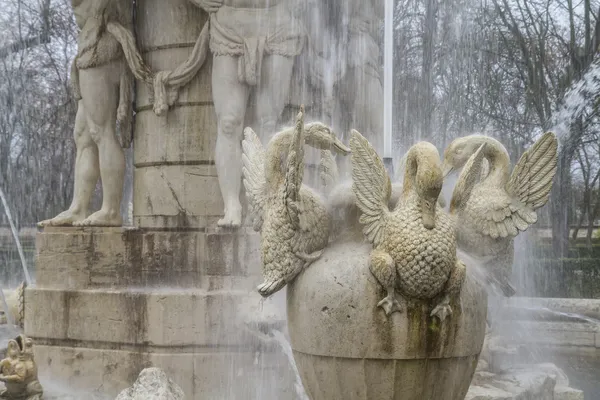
38 0 151 227
350 130 485 320
242 106 350 297
0 335 43 400
442 132 558 296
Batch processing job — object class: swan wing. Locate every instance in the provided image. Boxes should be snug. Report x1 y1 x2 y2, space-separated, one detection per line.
450 144 486 214
464 187 518 239
350 129 391 247
506 131 558 212
284 106 306 228
464 132 558 239
242 127 268 232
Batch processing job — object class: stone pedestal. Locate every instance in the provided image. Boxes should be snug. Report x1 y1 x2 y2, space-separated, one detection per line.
26 1 301 398
26 227 296 398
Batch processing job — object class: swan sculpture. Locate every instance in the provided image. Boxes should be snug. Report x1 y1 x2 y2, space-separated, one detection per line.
242 106 351 297
442 132 558 296
350 130 485 320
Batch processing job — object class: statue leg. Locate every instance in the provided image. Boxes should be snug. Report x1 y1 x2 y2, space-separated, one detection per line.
74 62 124 227
431 260 466 322
38 101 99 226
254 54 294 142
213 55 250 228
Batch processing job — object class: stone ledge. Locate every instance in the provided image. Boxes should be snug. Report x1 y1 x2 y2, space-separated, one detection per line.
25 287 282 347
35 227 261 289
33 343 296 399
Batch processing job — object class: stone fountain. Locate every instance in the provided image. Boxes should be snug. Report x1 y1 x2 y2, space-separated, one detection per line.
0 0 588 399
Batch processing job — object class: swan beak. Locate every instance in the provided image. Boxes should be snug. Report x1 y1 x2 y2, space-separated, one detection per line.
442 162 453 178
421 199 436 230
332 138 351 155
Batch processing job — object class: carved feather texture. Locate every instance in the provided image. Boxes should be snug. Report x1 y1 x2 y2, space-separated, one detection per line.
450 144 486 214
506 131 558 210
284 106 306 229
242 127 268 232
350 129 391 247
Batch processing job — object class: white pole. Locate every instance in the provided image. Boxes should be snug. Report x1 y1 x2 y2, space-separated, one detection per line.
384 0 394 159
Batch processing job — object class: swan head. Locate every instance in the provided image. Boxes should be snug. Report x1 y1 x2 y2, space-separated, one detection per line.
442 135 488 177
406 142 443 229
304 123 351 155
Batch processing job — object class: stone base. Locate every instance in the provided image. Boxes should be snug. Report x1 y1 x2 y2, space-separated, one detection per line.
25 227 297 398
33 343 296 398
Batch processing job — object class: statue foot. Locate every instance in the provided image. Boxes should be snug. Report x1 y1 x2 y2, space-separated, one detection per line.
217 203 242 228
73 209 122 227
377 292 402 316
37 209 87 227
431 298 453 322
257 279 287 298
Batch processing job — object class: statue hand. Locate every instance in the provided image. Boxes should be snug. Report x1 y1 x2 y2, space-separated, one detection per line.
189 0 222 13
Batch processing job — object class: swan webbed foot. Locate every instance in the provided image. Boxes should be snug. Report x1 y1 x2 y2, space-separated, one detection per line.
378 287 402 316
431 296 453 322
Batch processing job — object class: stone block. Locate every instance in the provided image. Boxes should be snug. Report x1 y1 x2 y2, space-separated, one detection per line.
136 0 205 50
134 105 216 165
32 344 296 399
133 165 222 228
25 288 276 347
34 227 261 289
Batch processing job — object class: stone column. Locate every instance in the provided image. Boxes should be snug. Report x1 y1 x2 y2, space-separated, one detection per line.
134 0 220 229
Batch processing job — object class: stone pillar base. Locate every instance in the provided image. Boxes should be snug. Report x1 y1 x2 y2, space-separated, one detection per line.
26 227 296 398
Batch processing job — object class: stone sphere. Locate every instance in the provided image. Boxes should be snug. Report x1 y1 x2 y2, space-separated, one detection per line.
287 238 487 400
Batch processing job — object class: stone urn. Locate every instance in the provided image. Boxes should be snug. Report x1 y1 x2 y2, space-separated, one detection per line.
287 232 487 400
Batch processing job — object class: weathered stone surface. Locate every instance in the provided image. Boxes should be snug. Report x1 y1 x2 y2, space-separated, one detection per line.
30 343 296 399
115 368 184 400
133 0 219 227
287 239 488 400
34 227 260 289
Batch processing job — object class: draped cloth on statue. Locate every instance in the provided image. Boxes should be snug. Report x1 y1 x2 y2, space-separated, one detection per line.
209 4 306 86
151 3 305 116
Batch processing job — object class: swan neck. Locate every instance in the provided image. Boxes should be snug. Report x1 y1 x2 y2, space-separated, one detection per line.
482 139 511 184
265 131 293 189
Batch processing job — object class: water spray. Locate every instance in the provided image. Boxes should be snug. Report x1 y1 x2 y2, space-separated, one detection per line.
383 0 394 174
0 185 32 285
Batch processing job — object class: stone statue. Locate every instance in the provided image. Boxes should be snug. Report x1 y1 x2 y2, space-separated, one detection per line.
304 0 384 153
38 0 151 227
350 130 485 320
0 335 43 400
242 106 350 297
442 132 558 296
157 0 306 228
